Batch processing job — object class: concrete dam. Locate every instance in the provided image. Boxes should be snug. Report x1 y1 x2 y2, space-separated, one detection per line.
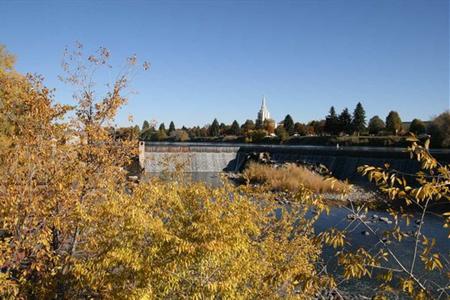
139 142 450 182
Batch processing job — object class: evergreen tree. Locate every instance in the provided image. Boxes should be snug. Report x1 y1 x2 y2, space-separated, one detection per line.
241 119 255 133
168 121 176 134
230 120 240 135
219 122 227 135
158 123 166 133
255 118 263 130
368 116 385 135
338 108 352 134
142 120 150 131
385 111 402 135
351 102 366 134
325 106 339 135
209 118 220 137
409 118 426 135
283 114 295 135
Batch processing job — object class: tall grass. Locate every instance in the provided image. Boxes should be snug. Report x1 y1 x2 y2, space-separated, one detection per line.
243 162 349 194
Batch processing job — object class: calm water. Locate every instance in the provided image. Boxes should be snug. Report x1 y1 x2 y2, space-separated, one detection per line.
146 171 449 298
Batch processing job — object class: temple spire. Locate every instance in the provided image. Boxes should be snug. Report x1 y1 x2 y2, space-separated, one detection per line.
257 95 270 123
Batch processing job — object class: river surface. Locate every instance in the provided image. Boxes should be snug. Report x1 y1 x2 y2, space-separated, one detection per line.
146 172 449 298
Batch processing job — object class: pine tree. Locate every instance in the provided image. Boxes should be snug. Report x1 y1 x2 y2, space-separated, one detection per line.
385 111 402 135
352 102 366 134
338 108 352 134
325 106 339 135
368 116 385 135
209 118 220 137
230 120 240 135
142 120 150 131
159 123 166 133
255 118 263 130
283 114 295 135
168 121 176 134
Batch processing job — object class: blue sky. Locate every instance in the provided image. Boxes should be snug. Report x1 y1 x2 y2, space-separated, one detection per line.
1 0 449 127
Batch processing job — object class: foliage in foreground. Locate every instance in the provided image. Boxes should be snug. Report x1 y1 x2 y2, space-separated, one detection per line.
1 44 448 299
0 45 329 298
329 136 450 298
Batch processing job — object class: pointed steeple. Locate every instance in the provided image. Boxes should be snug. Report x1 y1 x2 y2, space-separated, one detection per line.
261 95 266 109
257 95 270 123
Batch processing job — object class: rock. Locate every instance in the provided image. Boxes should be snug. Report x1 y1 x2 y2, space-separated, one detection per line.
128 175 139 182
379 217 392 224
347 214 357 220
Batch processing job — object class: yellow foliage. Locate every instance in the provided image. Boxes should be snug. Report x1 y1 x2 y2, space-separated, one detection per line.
0 45 325 298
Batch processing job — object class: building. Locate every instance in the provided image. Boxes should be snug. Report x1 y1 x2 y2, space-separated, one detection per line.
257 96 271 124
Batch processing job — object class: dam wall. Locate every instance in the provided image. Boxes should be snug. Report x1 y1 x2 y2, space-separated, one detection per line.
140 142 450 182
140 142 245 173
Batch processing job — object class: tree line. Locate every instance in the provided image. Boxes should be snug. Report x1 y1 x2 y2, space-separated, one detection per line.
136 101 450 148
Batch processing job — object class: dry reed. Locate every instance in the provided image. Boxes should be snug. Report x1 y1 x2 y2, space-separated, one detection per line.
243 162 349 194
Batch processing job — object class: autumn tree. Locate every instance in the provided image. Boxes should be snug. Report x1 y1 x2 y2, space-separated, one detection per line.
263 118 276 135
0 44 15 71
352 137 450 297
0 44 147 298
368 115 385 135
295 122 314 136
275 125 289 141
386 110 402 135
0 45 332 299
308 120 325 135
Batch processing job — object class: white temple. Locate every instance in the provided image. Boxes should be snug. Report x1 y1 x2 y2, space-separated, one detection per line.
257 96 271 123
